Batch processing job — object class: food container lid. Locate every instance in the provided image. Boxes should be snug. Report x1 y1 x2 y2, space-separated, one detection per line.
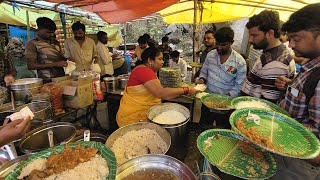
19 122 76 153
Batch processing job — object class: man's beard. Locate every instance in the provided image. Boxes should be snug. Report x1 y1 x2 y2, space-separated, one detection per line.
217 49 229 55
75 36 84 40
252 37 268 50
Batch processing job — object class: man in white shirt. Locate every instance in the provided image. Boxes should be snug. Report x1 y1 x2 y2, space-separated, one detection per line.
169 50 187 81
96 31 114 79
64 21 98 72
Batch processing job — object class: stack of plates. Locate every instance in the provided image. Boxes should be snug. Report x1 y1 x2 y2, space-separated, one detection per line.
159 68 182 88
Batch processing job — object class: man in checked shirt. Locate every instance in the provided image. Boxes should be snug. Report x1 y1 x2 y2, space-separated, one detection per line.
273 3 320 179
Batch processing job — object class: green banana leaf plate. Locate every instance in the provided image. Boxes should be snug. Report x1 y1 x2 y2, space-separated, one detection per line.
201 94 234 111
197 129 277 179
5 141 117 180
231 96 290 116
230 108 320 159
187 62 202 68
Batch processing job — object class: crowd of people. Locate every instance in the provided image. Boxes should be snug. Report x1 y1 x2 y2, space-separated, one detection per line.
0 2 319 179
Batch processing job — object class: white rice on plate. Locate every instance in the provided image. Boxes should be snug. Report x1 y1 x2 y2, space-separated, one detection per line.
235 100 271 110
18 158 47 179
18 155 109 180
45 155 109 180
152 110 186 124
111 128 168 165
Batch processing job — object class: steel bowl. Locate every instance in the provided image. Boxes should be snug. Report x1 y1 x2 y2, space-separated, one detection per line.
106 122 171 165
15 101 53 123
116 154 197 180
19 122 76 154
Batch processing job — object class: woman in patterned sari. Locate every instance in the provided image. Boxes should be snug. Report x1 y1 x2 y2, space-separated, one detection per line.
117 47 199 127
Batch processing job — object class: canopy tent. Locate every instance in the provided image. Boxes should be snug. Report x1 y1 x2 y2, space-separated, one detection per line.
159 0 318 24
0 1 122 47
0 3 56 26
43 0 179 24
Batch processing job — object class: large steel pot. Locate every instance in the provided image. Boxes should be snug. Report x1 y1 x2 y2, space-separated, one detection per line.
148 103 190 146
31 93 51 103
103 77 118 92
118 77 128 90
9 78 43 102
15 101 53 123
0 102 25 125
116 154 197 180
19 122 76 154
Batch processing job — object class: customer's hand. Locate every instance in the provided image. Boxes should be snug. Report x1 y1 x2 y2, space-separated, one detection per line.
0 116 31 147
4 75 15 86
188 87 199 95
275 76 292 91
196 78 205 85
55 61 68 67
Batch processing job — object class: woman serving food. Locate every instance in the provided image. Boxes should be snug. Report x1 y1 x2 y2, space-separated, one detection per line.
116 47 200 127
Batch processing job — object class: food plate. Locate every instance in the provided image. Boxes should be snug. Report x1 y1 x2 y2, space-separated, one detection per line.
231 96 290 116
197 129 277 179
230 108 320 159
187 62 202 68
201 94 234 111
5 141 117 180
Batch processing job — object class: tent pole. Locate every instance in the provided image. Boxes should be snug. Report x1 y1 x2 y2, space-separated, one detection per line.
6 24 9 40
59 12 67 40
26 10 30 41
192 0 197 63
124 23 127 53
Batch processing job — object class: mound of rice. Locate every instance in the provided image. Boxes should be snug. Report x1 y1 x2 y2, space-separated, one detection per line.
152 110 186 124
18 155 109 180
45 154 108 180
111 128 168 165
235 100 271 110
18 158 47 179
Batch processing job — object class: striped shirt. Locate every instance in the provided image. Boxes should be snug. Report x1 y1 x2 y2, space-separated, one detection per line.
241 44 295 102
280 56 320 135
200 49 247 97
25 36 65 81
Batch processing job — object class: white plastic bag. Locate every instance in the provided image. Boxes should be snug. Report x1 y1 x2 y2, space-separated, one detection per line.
91 63 101 73
64 60 76 75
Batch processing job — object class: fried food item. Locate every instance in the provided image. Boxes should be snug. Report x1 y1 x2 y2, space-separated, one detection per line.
46 144 98 175
235 117 275 150
238 141 269 170
204 99 230 109
28 169 47 180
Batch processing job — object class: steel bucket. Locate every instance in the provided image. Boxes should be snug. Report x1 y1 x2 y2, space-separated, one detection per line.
9 78 43 102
